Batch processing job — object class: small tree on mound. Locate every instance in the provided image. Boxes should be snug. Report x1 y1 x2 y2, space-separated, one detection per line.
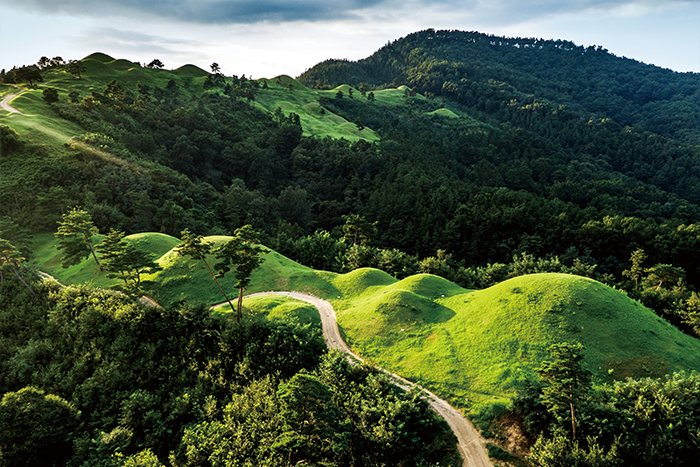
536 342 591 440
55 207 102 271
147 59 164 69
96 229 162 292
214 225 267 322
66 59 86 79
15 65 43 86
176 228 236 315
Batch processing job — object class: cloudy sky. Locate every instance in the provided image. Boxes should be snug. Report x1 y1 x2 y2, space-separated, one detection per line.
1 0 699 78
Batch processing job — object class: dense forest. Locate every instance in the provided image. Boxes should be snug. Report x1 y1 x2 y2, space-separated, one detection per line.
0 276 459 466
2 28 700 466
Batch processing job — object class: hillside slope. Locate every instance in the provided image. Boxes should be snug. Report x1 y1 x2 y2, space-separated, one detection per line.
33 236 700 413
333 271 700 408
299 29 700 144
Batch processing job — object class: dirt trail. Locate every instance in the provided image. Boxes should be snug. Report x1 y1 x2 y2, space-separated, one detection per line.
241 291 494 467
1 89 25 114
36 272 492 465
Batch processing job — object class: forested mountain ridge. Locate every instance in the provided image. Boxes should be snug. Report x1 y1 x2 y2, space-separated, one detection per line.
299 29 700 144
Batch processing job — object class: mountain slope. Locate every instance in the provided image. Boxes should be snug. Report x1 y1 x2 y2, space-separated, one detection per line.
299 29 700 144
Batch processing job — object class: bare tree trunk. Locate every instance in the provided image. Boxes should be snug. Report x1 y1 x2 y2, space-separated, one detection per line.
87 239 103 271
12 267 36 298
202 258 236 318
570 385 576 440
570 400 576 440
237 288 244 323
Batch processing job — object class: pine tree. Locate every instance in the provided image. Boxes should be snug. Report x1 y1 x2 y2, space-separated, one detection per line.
214 225 267 322
536 342 591 440
55 207 102 270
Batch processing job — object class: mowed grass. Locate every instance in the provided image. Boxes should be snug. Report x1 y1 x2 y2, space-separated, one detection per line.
3 52 484 154
32 235 700 414
332 272 700 410
147 236 341 308
212 294 322 329
252 76 380 142
32 232 180 289
1 54 210 145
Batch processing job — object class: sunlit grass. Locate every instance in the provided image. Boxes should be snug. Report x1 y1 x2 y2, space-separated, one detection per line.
32 232 700 416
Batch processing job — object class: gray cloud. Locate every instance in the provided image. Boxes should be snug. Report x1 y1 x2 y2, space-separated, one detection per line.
1 0 385 23
74 27 201 55
1 0 696 24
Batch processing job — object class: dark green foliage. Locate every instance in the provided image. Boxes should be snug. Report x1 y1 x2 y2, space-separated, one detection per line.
96 229 162 292
528 434 620 467
0 281 332 466
536 343 591 440
0 386 80 467
0 238 36 297
66 59 86 79
0 125 22 155
516 363 700 466
274 372 350 464
0 276 458 466
178 351 461 467
55 207 102 270
42 87 59 103
146 59 163 69
13 65 43 86
342 213 377 246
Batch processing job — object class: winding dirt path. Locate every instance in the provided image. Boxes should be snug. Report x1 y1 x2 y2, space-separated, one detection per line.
37 271 492 466
238 291 494 467
0 88 25 114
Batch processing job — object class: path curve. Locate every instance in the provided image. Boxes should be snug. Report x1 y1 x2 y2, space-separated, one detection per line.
0 89 25 114
240 291 494 467
37 273 493 466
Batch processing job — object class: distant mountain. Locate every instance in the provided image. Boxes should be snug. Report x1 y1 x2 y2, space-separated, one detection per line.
299 29 700 145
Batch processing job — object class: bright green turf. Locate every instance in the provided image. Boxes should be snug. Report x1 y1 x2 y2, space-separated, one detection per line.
144 235 340 307
2 53 484 152
32 232 700 413
212 294 322 328
31 232 180 288
427 108 460 118
333 272 700 410
252 76 380 142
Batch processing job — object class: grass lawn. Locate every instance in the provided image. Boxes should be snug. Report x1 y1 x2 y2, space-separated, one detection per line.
32 233 700 416
332 271 700 412
212 294 322 329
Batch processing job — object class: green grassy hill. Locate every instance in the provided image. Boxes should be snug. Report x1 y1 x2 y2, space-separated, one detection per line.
334 272 700 409
33 234 700 414
1 53 477 148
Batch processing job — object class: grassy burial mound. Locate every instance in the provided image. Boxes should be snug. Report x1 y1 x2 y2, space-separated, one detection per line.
32 233 700 415
213 294 323 328
148 236 340 308
333 272 700 409
32 232 181 288
32 231 340 306
252 75 381 142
